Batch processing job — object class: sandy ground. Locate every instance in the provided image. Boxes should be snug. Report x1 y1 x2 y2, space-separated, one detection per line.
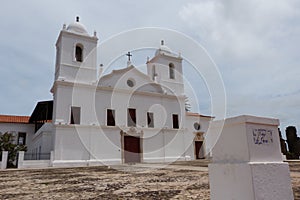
0 160 299 200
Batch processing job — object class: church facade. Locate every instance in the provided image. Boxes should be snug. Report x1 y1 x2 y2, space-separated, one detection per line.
0 18 213 166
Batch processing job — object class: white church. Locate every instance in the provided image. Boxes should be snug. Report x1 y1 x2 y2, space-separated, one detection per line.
1 16 295 200
0 17 214 166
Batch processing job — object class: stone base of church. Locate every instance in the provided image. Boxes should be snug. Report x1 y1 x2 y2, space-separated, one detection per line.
143 156 187 163
51 156 189 168
88 159 122 166
52 159 122 168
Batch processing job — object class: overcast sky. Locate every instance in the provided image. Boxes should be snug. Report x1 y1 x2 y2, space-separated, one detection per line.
0 0 299 134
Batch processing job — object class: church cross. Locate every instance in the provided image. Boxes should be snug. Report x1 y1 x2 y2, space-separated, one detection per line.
126 51 132 61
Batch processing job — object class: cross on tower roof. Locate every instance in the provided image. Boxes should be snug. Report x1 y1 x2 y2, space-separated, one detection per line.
126 51 132 61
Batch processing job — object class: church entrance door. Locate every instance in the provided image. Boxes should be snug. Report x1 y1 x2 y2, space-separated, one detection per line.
124 136 141 163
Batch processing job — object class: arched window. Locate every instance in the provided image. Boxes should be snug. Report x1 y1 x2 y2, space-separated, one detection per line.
75 44 83 62
169 63 175 79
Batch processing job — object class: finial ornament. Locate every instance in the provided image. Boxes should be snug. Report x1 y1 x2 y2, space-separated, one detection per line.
63 24 66 30
76 16 80 22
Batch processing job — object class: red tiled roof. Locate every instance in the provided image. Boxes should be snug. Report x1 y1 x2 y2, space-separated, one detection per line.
0 115 30 123
186 112 214 118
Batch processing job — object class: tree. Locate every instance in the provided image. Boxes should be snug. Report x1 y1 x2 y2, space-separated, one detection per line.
0 132 27 168
285 126 300 159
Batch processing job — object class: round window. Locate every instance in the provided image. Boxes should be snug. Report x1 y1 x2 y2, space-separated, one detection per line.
194 122 201 130
127 79 135 87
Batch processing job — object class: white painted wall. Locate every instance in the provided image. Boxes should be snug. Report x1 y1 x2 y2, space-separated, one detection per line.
185 115 212 159
143 130 165 162
55 29 98 84
18 151 51 169
50 20 211 166
209 115 294 200
20 160 51 169
147 51 184 96
51 61 211 165
0 122 35 148
211 115 282 163
30 123 54 154
53 125 193 165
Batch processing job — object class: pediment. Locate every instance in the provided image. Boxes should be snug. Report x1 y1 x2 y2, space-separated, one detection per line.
98 66 164 94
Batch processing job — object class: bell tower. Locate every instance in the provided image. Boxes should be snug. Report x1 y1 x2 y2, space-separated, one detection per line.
147 40 184 95
54 16 98 84
51 17 98 125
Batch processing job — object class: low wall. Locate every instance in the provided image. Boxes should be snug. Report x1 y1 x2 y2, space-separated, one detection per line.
20 160 51 169
52 159 122 167
143 156 188 163
18 151 52 169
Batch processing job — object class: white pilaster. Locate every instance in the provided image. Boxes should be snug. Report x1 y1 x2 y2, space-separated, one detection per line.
17 151 24 169
1 151 8 169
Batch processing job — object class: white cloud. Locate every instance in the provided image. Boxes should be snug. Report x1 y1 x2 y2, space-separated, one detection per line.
179 0 299 60
0 0 299 133
179 0 300 130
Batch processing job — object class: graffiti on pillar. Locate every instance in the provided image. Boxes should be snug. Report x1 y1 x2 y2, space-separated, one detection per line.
252 129 273 145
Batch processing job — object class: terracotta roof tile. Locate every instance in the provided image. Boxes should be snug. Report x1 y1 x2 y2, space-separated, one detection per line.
0 115 30 123
186 112 214 118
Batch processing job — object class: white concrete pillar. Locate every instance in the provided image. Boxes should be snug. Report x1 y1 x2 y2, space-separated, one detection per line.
209 115 294 200
1 151 8 169
17 151 24 169
50 151 54 166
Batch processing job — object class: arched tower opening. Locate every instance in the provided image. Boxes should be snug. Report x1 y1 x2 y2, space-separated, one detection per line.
169 63 175 79
75 44 83 62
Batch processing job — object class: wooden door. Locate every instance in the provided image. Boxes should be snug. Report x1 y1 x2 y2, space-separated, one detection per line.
195 141 204 159
124 136 141 163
